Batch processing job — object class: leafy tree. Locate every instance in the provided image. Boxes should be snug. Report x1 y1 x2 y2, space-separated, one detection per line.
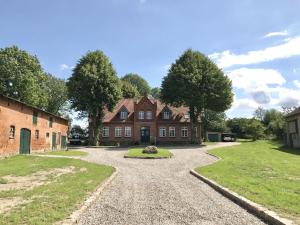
0 46 48 108
245 119 265 141
121 73 150 96
262 109 285 140
67 50 122 146
226 118 251 138
161 49 233 143
44 73 68 114
204 110 227 132
150 87 161 99
121 80 139 98
253 107 265 122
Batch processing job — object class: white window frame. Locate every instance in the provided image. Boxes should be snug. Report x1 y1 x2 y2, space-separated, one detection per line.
124 127 132 137
138 111 144 119
159 127 166 137
169 127 176 137
120 111 127 120
102 127 109 137
181 127 188 137
115 127 122 137
146 111 152 120
163 111 170 119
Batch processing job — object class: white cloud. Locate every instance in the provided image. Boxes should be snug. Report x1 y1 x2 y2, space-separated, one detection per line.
227 68 286 89
60 64 71 71
209 36 300 68
293 80 300 88
263 30 288 38
226 67 300 117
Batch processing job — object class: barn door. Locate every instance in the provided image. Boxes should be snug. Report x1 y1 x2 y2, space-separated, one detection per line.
20 128 31 154
61 135 67 150
52 132 57 150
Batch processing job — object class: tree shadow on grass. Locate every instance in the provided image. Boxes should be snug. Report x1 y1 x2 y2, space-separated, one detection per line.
272 146 300 156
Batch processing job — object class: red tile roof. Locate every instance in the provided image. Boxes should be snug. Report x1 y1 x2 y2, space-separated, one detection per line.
103 97 190 122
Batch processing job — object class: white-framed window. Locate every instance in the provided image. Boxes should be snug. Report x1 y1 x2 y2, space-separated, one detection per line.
115 127 122 137
146 111 152 120
184 113 190 119
138 111 144 119
159 127 166 137
181 127 188 137
125 127 132 137
120 111 128 120
163 111 170 119
9 125 15 139
169 127 176 137
102 127 109 137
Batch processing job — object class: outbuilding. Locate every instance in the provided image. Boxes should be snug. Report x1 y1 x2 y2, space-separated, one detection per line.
286 107 300 148
0 94 69 157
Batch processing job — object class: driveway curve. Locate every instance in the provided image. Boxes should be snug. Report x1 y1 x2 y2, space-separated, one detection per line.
78 143 266 225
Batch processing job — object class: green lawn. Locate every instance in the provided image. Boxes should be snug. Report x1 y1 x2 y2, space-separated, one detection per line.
38 150 88 157
195 140 300 223
0 155 114 225
125 148 173 158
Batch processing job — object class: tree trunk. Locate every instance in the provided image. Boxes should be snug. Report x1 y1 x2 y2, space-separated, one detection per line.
89 107 104 146
190 106 198 144
88 113 94 146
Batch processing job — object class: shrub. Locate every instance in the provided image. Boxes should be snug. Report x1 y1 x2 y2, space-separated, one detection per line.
142 146 158 154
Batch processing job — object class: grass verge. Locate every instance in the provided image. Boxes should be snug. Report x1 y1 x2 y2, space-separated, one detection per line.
125 148 173 158
0 155 114 225
195 140 300 223
38 150 88 157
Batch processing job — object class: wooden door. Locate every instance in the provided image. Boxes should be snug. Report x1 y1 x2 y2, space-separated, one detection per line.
52 132 57 150
20 128 31 154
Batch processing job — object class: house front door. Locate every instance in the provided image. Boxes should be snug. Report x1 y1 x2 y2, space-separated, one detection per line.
52 132 57 150
140 127 150 144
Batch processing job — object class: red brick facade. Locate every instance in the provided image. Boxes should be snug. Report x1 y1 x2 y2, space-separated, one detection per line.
101 96 201 145
0 95 69 157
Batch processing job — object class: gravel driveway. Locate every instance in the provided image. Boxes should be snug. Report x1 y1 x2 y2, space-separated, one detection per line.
78 143 266 225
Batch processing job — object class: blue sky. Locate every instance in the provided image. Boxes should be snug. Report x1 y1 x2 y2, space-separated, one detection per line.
1 0 300 124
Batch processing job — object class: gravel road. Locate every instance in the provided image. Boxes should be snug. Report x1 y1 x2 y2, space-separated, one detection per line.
78 143 266 225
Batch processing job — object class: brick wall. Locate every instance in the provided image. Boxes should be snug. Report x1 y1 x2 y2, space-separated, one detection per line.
0 96 68 157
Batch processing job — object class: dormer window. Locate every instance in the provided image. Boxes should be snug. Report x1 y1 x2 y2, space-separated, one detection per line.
163 111 170 119
146 111 152 120
139 111 144 119
184 113 190 119
120 111 128 120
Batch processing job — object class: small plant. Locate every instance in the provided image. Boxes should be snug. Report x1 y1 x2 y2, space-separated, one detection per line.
142 146 158 154
0 177 8 184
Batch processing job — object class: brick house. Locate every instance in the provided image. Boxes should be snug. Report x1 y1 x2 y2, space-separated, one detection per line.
101 96 201 145
0 94 69 157
286 107 300 148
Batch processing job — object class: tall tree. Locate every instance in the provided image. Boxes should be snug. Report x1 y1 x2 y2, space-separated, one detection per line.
245 119 265 141
121 73 150 96
204 110 227 132
44 73 68 115
150 87 161 99
161 49 233 143
262 109 285 140
0 46 48 108
121 80 139 98
67 50 122 146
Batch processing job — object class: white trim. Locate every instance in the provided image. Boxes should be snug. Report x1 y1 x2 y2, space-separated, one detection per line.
120 111 127 120
138 111 144 119
146 111 152 120
159 127 167 137
181 127 188 137
115 127 122 137
169 127 176 137
163 111 170 119
124 127 132 137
